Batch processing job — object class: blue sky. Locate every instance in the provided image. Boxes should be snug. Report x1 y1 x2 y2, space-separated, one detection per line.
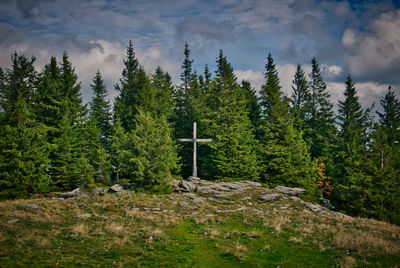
0 0 399 111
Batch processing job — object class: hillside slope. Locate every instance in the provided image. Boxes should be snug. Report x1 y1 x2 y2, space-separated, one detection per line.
1 178 399 267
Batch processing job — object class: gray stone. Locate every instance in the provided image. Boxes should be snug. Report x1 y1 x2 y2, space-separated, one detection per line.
274 186 305 196
215 207 246 213
169 179 181 190
179 201 197 210
60 188 86 199
258 193 280 203
109 184 123 193
179 180 197 192
91 187 107 196
7 218 20 224
17 204 41 211
305 203 327 213
77 213 92 219
319 198 335 210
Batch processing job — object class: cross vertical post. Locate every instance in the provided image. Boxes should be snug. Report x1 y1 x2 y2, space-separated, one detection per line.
178 122 212 178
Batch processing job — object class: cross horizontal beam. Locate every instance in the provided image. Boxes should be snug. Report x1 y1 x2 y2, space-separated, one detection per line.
178 122 212 178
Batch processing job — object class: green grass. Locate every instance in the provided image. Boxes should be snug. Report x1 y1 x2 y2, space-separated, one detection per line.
1 191 400 267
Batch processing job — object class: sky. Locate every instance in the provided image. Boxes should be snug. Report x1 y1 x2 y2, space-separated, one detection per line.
0 0 399 113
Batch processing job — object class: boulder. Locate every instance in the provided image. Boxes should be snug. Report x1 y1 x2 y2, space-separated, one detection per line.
274 186 305 196
17 204 41 211
77 213 92 219
91 187 107 196
258 193 280 203
305 203 327 213
109 184 123 193
319 198 335 210
60 188 86 199
179 180 197 192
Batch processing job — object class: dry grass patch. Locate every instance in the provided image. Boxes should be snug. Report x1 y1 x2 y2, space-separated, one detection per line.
334 230 400 256
72 223 90 237
203 227 220 239
106 222 127 237
289 236 303 244
233 241 248 260
340 256 357 268
111 236 133 247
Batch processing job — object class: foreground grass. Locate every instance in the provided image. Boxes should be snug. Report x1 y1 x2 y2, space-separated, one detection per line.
1 190 400 267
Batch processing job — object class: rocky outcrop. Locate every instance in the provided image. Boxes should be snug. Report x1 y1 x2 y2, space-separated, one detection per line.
169 177 351 219
274 186 305 196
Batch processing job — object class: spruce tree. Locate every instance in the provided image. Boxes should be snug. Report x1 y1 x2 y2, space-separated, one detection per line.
376 87 400 145
114 109 179 192
81 118 111 186
51 115 94 190
202 50 259 181
291 64 311 132
173 42 204 178
334 74 369 213
240 80 262 131
258 54 314 189
60 52 86 123
34 56 63 140
364 87 400 224
0 53 50 198
114 41 140 132
89 70 112 149
307 57 336 159
152 67 175 120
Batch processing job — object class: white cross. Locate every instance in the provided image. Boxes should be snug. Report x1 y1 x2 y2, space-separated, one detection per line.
178 122 212 178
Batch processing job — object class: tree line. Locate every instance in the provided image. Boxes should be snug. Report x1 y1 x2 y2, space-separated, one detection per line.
0 41 399 225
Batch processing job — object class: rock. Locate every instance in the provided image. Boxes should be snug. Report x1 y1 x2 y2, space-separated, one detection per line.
305 203 327 213
180 180 197 192
114 190 134 196
7 218 19 224
274 186 305 196
109 184 123 193
258 193 280 203
215 207 246 213
91 187 107 196
319 198 335 210
169 179 181 190
289 196 301 202
60 188 86 199
17 204 41 211
179 201 197 210
77 213 92 219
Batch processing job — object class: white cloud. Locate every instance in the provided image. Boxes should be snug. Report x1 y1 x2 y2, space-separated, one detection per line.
234 69 264 92
342 9 400 83
322 64 343 79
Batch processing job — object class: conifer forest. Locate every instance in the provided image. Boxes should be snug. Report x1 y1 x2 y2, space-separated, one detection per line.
1 41 399 226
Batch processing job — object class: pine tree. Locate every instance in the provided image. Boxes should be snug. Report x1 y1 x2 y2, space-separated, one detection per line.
34 56 63 140
291 64 311 132
115 109 179 192
258 54 314 189
307 57 337 159
174 42 204 178
51 115 94 190
152 67 175 120
376 87 400 145
0 53 51 198
89 70 112 149
60 52 86 123
334 74 369 213
364 87 400 224
240 80 262 131
81 118 111 186
114 41 140 132
202 50 259 181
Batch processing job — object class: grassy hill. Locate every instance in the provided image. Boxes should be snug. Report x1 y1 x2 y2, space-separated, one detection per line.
1 182 399 267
